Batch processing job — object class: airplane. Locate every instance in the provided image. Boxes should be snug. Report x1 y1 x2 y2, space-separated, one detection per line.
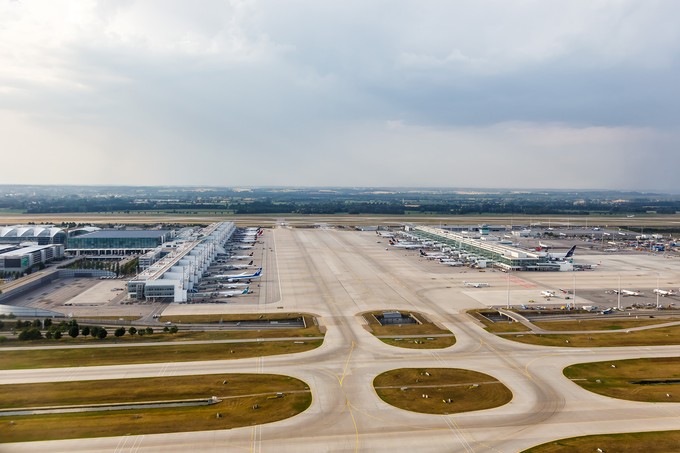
653 289 676 297
389 240 421 249
601 307 614 314
440 259 464 267
419 250 448 260
541 290 556 298
219 282 250 289
541 245 577 261
614 289 642 296
376 231 395 238
227 254 253 260
464 281 490 288
216 268 263 282
219 261 255 270
217 288 249 298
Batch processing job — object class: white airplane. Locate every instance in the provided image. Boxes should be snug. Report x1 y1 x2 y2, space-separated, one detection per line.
228 254 253 260
389 240 421 249
440 259 463 267
614 289 642 296
217 268 262 282
220 261 255 270
653 289 676 297
540 245 576 261
541 290 556 298
217 288 249 298
376 231 395 238
464 281 490 288
219 282 250 289
419 250 448 260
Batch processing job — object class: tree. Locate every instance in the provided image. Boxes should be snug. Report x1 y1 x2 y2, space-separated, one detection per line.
18 327 43 341
68 326 79 338
90 326 100 338
81 326 90 336
145 327 153 335
54 331 62 339
163 326 169 332
169 325 179 334
114 327 126 337
32 319 41 328
44 318 52 328
128 326 137 336
97 328 108 339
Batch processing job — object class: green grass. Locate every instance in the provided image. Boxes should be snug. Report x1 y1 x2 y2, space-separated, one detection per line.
373 368 512 414
563 357 680 402
523 430 680 452
498 324 680 347
0 339 323 370
0 373 310 443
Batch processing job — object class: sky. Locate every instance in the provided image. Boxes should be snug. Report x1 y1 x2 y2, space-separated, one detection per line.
1 0 679 191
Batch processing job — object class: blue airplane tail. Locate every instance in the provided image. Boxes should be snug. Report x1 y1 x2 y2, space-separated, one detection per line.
565 245 576 258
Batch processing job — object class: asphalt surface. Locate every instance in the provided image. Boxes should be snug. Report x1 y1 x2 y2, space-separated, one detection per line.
5 227 680 452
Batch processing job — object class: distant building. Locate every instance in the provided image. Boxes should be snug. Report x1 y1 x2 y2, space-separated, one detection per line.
0 244 65 273
66 230 174 255
0 225 67 245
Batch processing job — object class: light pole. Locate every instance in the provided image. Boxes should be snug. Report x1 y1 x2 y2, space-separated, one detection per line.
617 274 621 311
506 270 510 309
657 273 661 309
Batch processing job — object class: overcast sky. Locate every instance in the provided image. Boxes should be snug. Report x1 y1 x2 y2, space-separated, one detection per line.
1 1 679 191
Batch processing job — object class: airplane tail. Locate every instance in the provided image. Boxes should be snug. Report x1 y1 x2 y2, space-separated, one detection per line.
565 245 576 258
419 250 426 256
248 260 253 265
254 268 262 277
242 288 249 294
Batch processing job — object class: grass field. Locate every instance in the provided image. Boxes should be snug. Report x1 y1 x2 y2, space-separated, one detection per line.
363 310 455 347
0 373 311 443
0 339 323 370
533 316 680 331
498 324 680 347
373 368 512 414
379 336 456 349
468 310 531 333
563 357 680 403
523 430 680 452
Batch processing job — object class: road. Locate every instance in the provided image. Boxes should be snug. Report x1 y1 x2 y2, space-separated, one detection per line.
5 227 680 452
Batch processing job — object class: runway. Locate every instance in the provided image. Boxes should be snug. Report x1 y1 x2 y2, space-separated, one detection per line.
5 228 680 452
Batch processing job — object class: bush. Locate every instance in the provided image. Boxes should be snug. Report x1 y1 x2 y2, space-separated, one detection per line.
54 331 62 339
145 327 153 335
18 327 43 341
44 318 52 328
97 328 108 339
81 326 91 336
128 327 137 336
114 327 126 337
169 325 179 334
68 326 79 338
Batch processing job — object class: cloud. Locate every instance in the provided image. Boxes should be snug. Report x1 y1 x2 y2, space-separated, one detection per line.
0 1 679 190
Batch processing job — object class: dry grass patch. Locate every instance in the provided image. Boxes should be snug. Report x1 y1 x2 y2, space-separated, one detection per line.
532 317 680 331
0 373 311 443
499 325 680 347
468 309 531 333
374 368 512 414
363 310 454 349
380 337 455 349
523 430 680 453
564 357 680 403
0 339 322 370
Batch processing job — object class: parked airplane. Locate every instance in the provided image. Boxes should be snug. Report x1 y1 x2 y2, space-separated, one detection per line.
464 281 490 288
219 268 262 282
376 231 395 238
614 289 642 296
601 307 614 314
217 288 250 298
653 289 676 297
440 259 464 267
419 250 448 260
220 261 255 270
389 240 421 249
219 282 250 289
543 245 577 261
228 254 254 260
541 290 556 298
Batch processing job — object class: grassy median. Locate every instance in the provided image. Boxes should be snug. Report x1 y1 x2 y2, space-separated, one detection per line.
564 357 680 402
523 430 680 452
0 373 311 443
532 316 680 331
499 325 680 347
364 310 455 349
468 310 531 333
0 339 322 370
374 368 512 414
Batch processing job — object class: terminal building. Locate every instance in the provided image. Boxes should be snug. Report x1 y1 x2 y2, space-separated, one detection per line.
0 243 65 273
411 226 572 272
126 222 236 302
66 230 174 255
0 225 67 245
